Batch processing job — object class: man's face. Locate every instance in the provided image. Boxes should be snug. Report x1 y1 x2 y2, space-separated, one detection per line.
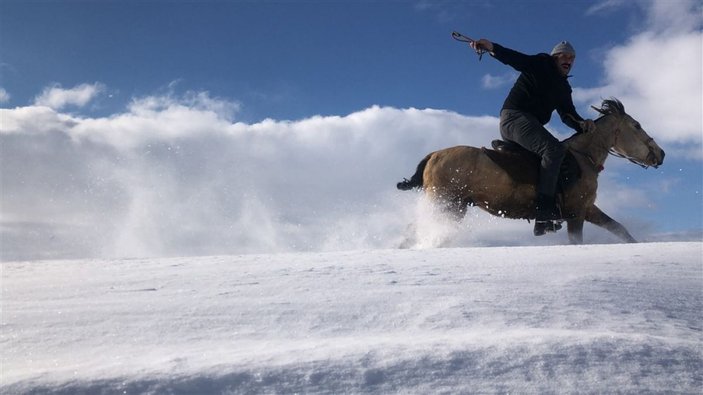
553 52 575 76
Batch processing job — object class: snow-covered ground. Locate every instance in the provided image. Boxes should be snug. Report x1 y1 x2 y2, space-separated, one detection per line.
2 242 702 394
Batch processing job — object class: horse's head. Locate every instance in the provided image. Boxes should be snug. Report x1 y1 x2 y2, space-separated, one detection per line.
593 99 665 168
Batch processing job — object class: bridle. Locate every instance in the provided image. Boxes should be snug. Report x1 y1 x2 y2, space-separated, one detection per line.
608 138 656 169
568 112 657 170
605 114 657 169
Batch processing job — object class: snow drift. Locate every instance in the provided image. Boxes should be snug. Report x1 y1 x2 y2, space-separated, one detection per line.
2 242 701 394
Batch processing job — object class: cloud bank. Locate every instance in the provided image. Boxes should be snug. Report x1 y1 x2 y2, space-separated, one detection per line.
33 82 105 110
1 83 680 261
1 90 513 260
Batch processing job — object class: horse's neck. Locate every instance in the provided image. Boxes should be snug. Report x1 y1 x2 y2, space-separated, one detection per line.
566 115 618 170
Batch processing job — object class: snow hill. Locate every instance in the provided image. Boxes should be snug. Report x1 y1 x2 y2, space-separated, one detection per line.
2 242 702 394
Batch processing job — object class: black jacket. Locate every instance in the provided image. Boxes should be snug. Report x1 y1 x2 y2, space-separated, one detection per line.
492 43 585 132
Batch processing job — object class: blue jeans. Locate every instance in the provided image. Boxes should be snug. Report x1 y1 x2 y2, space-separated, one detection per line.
499 109 566 197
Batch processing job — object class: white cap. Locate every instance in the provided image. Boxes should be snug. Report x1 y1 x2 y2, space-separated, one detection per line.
551 41 575 56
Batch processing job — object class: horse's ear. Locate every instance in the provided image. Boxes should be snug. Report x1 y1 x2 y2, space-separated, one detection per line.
591 105 605 115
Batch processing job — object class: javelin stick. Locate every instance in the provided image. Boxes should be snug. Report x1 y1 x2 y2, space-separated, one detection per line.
451 31 485 61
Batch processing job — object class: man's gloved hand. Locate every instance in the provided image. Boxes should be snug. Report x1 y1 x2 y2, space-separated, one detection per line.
580 119 596 133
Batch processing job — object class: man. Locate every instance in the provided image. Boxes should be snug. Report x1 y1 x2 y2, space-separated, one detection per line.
470 38 596 236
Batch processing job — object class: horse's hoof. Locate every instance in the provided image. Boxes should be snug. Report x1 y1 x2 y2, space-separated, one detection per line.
534 220 562 236
397 178 415 191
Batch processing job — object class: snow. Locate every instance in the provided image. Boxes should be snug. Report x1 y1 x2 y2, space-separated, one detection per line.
2 242 702 394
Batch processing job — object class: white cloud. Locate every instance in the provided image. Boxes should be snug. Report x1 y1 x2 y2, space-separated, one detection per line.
481 72 518 89
574 0 703 158
33 82 105 110
0 90 240 148
585 0 629 16
0 87 10 103
0 90 503 260
66 91 240 149
644 0 702 35
127 90 240 121
586 0 702 32
0 105 77 135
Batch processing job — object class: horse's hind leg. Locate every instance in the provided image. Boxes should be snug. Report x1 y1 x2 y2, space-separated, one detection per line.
397 195 468 249
585 204 637 243
406 192 471 248
567 218 585 244
444 197 472 222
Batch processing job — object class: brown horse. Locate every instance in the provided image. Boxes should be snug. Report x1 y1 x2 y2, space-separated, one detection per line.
397 99 665 244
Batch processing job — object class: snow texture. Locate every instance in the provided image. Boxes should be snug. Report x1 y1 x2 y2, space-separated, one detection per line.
2 242 702 394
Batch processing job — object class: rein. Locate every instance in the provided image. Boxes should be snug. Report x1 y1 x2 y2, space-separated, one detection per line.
452 31 485 61
569 146 604 172
564 113 609 172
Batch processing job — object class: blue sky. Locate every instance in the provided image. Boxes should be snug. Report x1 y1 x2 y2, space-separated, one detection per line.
1 0 701 260
0 0 655 120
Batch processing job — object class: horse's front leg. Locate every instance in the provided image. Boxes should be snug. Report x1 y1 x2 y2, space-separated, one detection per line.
566 218 584 244
585 204 637 243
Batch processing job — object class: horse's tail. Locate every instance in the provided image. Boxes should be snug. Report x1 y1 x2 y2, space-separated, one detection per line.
397 154 431 191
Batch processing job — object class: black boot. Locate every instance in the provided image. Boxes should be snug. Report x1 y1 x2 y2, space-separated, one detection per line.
534 193 562 236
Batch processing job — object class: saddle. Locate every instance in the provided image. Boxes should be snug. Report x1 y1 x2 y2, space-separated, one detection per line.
484 140 581 193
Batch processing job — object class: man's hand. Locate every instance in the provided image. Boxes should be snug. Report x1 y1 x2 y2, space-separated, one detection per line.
470 39 494 54
580 119 596 133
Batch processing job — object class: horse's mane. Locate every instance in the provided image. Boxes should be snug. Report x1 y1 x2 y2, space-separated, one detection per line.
592 98 625 119
563 98 625 144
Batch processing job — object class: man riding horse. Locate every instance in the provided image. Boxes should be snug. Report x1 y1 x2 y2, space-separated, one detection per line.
470 38 596 236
